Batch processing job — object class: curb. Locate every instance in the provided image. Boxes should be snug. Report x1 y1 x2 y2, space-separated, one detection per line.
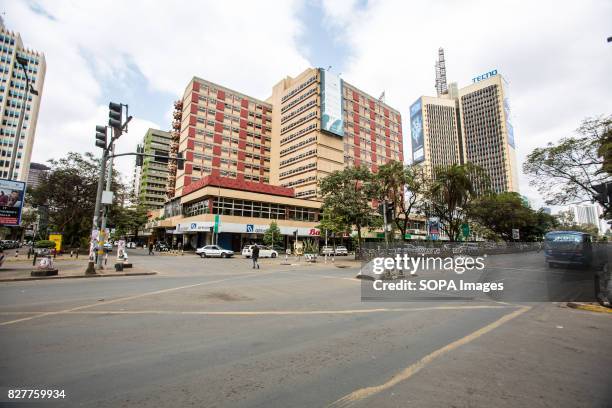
566 302 612 314
0 272 157 283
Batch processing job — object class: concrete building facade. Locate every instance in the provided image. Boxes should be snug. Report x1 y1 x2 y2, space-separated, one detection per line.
151 69 404 250
412 71 518 193
0 24 46 181
26 161 49 189
138 128 171 209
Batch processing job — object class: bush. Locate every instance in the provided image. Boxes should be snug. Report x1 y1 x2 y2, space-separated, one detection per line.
35 240 57 249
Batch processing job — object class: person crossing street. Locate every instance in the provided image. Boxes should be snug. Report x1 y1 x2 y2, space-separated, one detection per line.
251 244 260 269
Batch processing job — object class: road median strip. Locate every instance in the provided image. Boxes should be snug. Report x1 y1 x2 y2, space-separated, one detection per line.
566 302 612 314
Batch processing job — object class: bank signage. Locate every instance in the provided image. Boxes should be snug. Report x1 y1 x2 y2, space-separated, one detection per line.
472 69 498 83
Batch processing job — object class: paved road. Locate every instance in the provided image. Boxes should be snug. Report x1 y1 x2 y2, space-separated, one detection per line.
0 250 610 407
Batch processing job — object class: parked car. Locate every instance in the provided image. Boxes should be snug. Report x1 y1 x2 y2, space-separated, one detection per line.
103 242 113 251
334 246 348 256
241 245 278 258
126 242 136 249
34 247 51 256
197 245 234 258
320 246 335 256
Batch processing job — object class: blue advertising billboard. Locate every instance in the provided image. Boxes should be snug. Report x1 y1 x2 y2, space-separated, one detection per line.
320 69 344 137
0 179 26 226
410 98 424 163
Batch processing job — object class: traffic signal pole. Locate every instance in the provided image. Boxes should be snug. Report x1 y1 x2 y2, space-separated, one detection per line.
85 148 108 275
96 140 115 270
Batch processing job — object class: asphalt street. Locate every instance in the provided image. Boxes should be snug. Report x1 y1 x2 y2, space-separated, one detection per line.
0 250 610 407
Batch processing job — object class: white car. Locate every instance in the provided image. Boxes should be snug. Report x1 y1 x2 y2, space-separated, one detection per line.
196 245 234 258
242 245 278 258
334 246 348 256
321 246 334 256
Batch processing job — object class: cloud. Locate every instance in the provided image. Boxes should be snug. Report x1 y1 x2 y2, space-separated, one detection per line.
320 0 612 208
5 0 310 183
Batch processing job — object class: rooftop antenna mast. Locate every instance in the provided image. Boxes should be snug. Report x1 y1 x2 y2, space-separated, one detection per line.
435 47 448 96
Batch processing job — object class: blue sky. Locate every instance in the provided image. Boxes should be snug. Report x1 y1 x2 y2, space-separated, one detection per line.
5 0 612 209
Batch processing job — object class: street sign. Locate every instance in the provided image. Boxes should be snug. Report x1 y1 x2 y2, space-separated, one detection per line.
512 229 520 240
214 215 220 234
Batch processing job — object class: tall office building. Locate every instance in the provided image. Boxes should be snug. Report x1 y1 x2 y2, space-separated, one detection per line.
412 52 518 193
26 162 49 189
154 69 403 250
138 128 171 209
458 74 518 193
572 203 603 234
0 23 46 181
268 68 403 199
409 95 461 177
171 77 273 199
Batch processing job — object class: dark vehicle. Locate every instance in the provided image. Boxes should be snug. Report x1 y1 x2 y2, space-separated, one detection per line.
544 231 605 269
156 242 170 252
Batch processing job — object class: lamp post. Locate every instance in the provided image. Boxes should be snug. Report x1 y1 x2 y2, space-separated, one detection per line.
9 55 39 180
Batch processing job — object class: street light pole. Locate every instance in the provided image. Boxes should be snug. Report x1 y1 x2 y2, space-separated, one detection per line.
85 148 108 275
9 56 38 180
97 139 115 270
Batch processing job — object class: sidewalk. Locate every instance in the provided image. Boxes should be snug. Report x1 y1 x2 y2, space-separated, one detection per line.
0 258 156 282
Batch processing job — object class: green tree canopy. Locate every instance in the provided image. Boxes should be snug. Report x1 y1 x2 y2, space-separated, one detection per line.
318 166 381 251
524 115 612 218
263 221 283 247
373 161 426 241
425 163 489 241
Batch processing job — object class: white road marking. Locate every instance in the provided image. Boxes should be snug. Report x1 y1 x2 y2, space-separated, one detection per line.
0 305 516 317
328 306 532 408
0 272 265 326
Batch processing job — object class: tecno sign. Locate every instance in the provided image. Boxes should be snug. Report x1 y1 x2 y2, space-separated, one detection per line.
472 69 498 83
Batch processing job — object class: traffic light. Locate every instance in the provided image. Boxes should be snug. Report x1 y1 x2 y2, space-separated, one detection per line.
593 182 612 206
95 125 107 149
135 145 144 167
108 102 122 130
177 151 184 170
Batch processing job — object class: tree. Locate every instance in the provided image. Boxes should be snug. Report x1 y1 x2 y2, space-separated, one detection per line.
263 221 283 247
468 192 556 241
524 115 612 218
425 163 489 241
28 152 125 247
317 207 349 246
554 209 599 235
319 166 381 252
373 161 426 241
109 205 149 240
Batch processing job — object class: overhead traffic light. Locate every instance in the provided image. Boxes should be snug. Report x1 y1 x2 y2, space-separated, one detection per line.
177 151 184 170
108 102 122 130
593 182 612 206
135 145 144 166
95 125 107 149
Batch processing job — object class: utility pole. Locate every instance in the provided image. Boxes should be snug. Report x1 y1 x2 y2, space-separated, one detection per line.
85 102 131 274
382 201 389 249
97 140 115 270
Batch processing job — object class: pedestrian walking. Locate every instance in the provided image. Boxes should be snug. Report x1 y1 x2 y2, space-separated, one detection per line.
148 242 154 255
252 244 260 269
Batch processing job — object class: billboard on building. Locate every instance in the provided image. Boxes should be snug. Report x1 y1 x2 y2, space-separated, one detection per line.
410 99 425 163
320 69 344 137
0 179 26 226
